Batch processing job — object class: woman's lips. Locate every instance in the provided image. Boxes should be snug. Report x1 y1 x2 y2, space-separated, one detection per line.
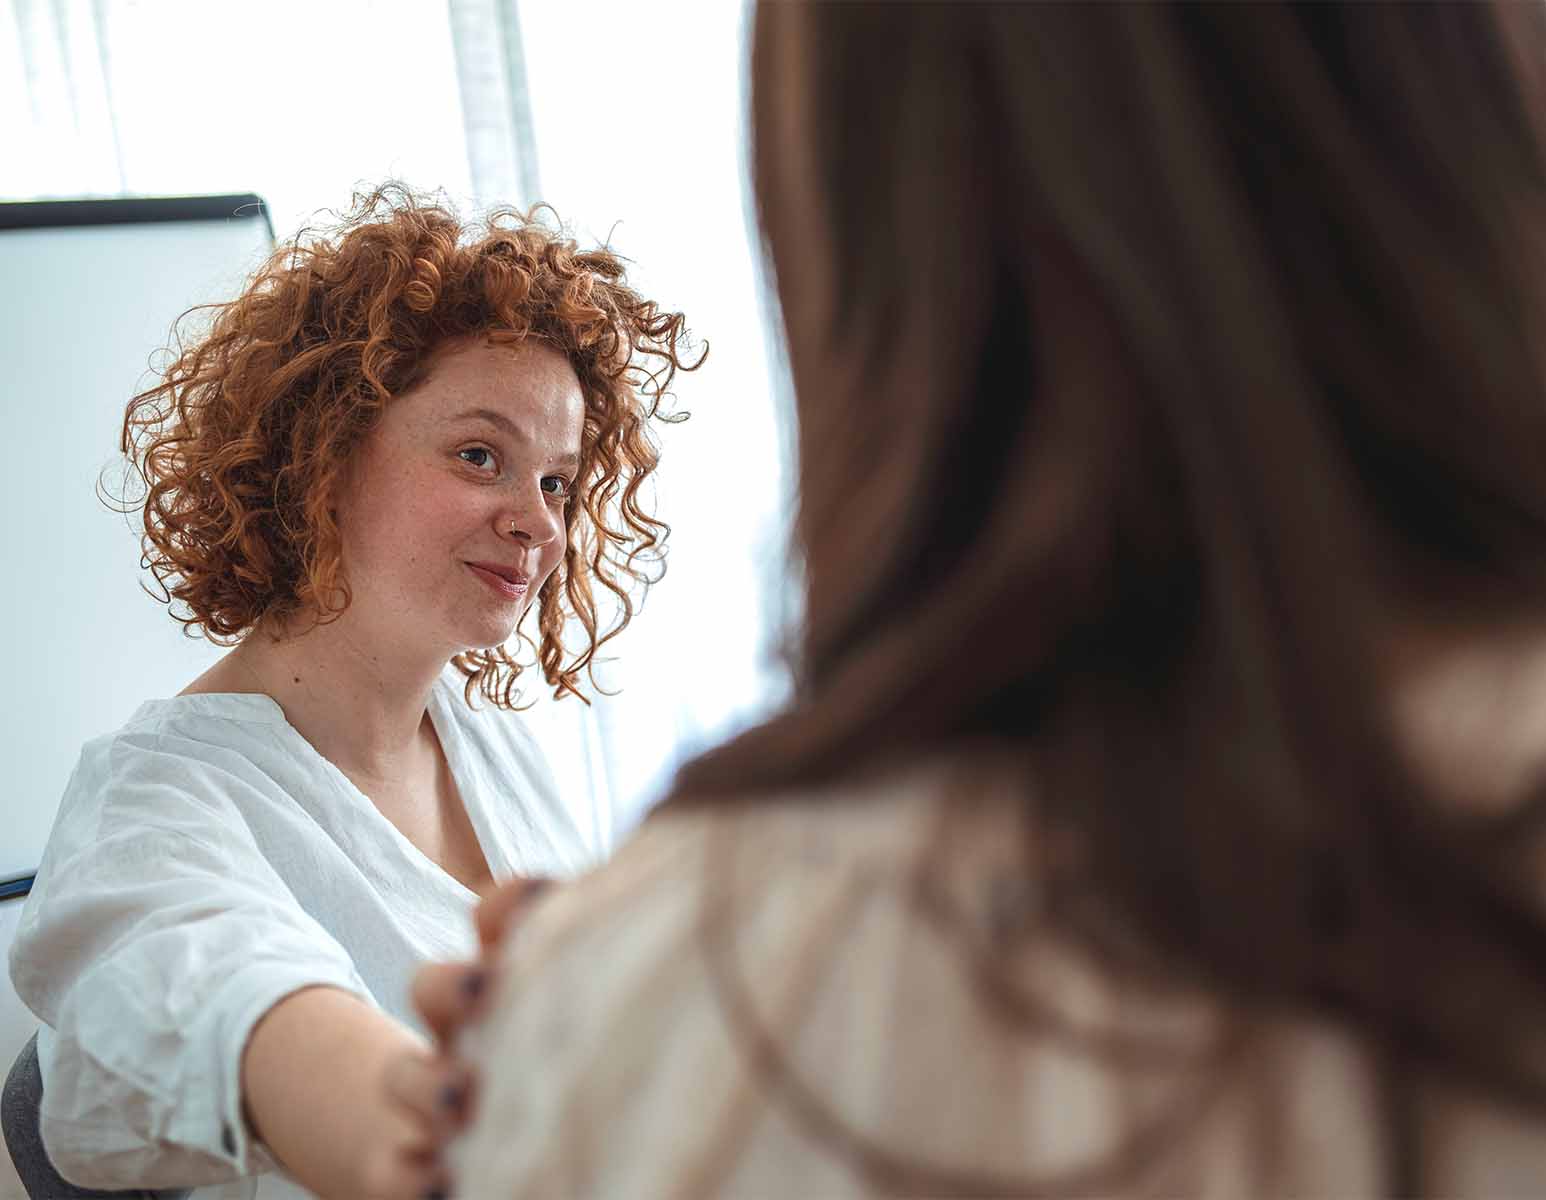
466 562 530 601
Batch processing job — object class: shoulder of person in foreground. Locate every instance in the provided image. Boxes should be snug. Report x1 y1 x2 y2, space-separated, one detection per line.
453 759 1375 1198
449 771 917 1198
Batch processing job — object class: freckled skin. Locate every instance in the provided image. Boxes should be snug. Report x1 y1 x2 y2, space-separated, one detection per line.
334 338 586 660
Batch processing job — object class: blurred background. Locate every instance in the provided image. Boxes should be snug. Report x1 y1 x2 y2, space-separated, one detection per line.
0 0 793 855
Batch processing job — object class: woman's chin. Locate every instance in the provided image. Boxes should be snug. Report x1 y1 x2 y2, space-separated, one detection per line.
460 617 524 654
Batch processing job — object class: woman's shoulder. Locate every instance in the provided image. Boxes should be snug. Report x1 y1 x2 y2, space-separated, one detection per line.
469 759 1028 1100
462 761 1197 1195
45 693 318 867
458 767 962 1194
506 761 956 961
461 763 1398 1197
98 689 287 742
70 691 291 787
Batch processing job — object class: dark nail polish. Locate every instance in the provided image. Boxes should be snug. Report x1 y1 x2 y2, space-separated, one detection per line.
422 1190 447 1200
440 1082 466 1113
462 969 487 999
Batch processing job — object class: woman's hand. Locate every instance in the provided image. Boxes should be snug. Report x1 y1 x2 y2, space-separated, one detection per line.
245 875 549 1200
242 986 472 1200
475 876 552 954
414 877 552 1051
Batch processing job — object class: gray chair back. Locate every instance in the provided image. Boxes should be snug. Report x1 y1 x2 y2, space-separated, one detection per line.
3 1031 189 1200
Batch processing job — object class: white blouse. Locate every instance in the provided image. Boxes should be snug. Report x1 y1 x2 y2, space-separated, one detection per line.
8 667 604 1200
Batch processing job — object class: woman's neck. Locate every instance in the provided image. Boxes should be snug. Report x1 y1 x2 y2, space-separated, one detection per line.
196 609 453 781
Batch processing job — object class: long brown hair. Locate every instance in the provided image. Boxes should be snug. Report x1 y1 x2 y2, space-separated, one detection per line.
673 1 1546 1188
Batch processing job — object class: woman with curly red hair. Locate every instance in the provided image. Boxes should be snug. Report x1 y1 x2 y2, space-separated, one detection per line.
9 185 696 1199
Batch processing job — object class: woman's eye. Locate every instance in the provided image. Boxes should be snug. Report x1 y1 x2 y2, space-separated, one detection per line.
541 476 573 498
459 447 496 472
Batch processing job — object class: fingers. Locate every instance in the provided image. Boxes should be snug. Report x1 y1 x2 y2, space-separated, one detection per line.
413 878 551 1048
399 1156 451 1200
412 960 491 1046
474 876 552 951
382 1048 476 1141
363 1052 468 1200
354 1133 452 1200
387 876 553 1198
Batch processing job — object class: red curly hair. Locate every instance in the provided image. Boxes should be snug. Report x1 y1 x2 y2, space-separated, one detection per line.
121 184 700 707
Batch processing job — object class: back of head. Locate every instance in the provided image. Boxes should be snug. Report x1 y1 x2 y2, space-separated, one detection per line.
676 0 1546 1156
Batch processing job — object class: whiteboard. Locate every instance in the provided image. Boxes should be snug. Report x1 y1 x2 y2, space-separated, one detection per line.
0 197 274 884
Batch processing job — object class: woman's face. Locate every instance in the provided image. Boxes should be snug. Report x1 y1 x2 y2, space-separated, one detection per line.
335 337 585 658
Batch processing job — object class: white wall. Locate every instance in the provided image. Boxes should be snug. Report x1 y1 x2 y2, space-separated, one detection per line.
0 211 272 882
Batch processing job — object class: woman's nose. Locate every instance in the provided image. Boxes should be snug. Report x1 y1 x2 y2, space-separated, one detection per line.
501 486 561 546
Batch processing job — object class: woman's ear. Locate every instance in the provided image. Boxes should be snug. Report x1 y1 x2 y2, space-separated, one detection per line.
326 433 370 526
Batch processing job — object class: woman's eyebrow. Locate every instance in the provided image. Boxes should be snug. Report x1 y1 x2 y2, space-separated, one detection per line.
451 406 523 438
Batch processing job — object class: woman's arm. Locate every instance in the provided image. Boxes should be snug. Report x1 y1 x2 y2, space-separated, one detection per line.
242 984 473 1200
11 750 472 1193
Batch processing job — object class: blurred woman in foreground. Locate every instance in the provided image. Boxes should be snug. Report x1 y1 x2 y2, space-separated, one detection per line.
451 4 1546 1194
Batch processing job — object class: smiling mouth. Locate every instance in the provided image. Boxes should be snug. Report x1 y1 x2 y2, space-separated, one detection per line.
466 562 531 600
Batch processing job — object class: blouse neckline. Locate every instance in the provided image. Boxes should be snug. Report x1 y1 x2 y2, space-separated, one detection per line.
126 671 499 896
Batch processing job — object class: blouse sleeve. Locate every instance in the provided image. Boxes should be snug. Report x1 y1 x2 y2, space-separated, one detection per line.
7 734 374 1192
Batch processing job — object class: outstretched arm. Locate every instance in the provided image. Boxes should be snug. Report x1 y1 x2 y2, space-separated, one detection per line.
242 984 472 1200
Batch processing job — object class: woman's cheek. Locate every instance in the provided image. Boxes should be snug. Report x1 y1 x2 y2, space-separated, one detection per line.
543 540 564 587
538 533 567 591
